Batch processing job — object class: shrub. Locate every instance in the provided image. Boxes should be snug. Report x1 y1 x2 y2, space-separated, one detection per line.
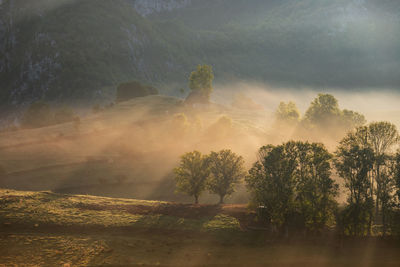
116 81 158 103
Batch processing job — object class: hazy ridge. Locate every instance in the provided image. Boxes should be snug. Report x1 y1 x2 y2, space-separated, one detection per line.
0 0 399 111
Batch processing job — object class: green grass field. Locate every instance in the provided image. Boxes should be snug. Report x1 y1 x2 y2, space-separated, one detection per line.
1 189 400 266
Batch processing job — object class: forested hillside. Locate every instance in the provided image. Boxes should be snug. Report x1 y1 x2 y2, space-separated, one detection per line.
1 0 399 111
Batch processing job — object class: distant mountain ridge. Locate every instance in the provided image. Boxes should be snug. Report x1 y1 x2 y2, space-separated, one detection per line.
0 0 399 114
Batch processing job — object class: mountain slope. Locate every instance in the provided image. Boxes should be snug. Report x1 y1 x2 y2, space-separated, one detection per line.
1 0 399 111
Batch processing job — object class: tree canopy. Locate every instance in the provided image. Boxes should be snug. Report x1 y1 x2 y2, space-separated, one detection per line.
246 141 338 235
187 65 214 103
174 151 210 204
275 101 300 124
207 149 246 204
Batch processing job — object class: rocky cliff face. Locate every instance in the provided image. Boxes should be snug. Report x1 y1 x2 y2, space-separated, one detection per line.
0 0 62 107
0 0 194 112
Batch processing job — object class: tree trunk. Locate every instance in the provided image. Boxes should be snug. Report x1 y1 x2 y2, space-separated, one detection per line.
194 195 199 204
219 195 224 204
375 165 380 222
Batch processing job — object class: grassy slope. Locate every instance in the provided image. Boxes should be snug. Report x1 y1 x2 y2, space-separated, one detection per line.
1 189 400 266
0 95 268 203
0 189 241 231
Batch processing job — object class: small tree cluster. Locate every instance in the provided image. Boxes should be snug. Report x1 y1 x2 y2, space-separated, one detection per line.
246 141 338 235
274 94 366 139
174 149 245 204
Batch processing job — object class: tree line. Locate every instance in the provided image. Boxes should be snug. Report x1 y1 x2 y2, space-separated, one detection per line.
174 121 400 237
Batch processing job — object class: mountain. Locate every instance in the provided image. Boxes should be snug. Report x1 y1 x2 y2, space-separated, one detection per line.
1 0 399 112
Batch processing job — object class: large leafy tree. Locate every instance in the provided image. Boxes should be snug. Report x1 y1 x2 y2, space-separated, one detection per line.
246 141 338 235
246 142 299 234
295 142 338 232
334 133 375 236
345 122 399 233
394 151 400 206
366 122 399 232
304 94 341 126
174 151 210 204
207 149 246 204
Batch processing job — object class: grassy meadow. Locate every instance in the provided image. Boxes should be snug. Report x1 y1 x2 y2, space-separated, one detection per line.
1 189 400 266
1 95 400 266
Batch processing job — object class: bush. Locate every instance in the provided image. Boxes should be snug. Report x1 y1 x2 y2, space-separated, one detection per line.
116 81 158 103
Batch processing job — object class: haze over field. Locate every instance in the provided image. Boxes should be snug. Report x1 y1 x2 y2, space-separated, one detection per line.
213 84 400 126
1 1 400 266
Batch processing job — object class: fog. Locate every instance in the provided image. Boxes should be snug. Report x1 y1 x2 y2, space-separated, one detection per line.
214 82 400 127
1 84 400 204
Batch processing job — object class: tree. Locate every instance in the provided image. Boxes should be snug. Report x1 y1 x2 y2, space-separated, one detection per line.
247 141 339 235
246 142 299 235
365 122 399 232
390 151 400 236
207 149 246 204
0 165 6 187
174 151 210 204
304 94 341 126
187 65 214 103
21 101 53 128
341 109 366 129
275 101 300 124
295 142 338 232
116 80 158 103
301 94 365 136
348 122 399 232
334 134 375 236
394 151 400 206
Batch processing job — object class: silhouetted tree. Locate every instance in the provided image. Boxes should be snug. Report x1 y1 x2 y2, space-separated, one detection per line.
367 122 399 223
295 142 338 232
246 142 299 235
207 149 246 204
334 134 375 236
174 151 210 204
247 141 338 235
